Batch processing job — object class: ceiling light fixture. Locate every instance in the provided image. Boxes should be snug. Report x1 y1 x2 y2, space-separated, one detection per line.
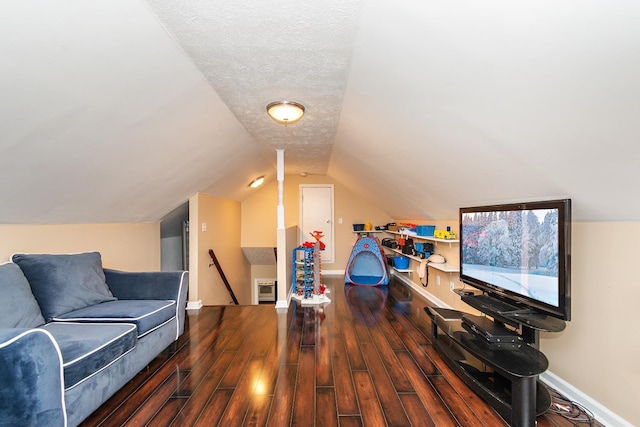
248 176 265 188
266 101 305 125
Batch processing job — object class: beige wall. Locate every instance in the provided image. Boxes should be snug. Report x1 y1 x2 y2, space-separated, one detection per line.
241 180 278 247
541 222 638 425
242 174 394 271
241 178 278 302
397 219 639 425
190 193 251 306
0 223 160 271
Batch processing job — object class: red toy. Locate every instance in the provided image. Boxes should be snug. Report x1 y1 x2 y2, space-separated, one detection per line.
303 230 326 250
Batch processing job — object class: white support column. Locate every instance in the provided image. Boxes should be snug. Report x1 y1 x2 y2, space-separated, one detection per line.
275 149 289 310
277 149 285 229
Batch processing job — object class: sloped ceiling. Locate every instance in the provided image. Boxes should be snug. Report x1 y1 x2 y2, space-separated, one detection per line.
332 1 640 221
1 1 639 224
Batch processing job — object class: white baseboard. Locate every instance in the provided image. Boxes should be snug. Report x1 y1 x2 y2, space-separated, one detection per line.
275 288 292 311
275 298 289 311
322 269 344 275
391 271 453 309
186 300 203 310
540 371 632 427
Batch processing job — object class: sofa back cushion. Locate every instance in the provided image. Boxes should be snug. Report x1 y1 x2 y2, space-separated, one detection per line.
12 252 116 322
0 262 46 328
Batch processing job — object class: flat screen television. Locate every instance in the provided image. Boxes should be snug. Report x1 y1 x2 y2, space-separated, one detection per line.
459 199 571 320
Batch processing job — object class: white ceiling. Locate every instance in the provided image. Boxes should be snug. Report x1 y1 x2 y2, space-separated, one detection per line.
1 1 639 223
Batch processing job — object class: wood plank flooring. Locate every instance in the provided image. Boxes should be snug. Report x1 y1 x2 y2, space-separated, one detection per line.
79 276 597 427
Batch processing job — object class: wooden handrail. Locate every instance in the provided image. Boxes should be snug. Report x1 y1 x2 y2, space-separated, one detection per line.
208 249 239 305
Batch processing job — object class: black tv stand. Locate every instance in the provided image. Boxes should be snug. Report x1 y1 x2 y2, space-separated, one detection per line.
426 294 566 427
500 308 536 316
461 294 565 347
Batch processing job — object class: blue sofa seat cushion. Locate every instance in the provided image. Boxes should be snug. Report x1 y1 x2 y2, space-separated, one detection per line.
39 322 137 390
0 263 46 328
11 252 116 322
52 300 176 338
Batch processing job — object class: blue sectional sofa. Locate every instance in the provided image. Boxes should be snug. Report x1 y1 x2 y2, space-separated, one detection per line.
0 252 188 427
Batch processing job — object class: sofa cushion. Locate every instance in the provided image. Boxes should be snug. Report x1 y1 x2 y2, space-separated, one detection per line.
0 262 46 328
39 322 137 390
53 300 176 338
12 252 116 322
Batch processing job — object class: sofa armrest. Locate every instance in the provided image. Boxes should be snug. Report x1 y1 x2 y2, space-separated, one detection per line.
104 270 187 301
0 329 66 427
104 270 189 336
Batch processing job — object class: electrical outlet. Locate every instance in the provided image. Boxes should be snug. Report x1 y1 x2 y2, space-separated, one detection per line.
201 222 207 232
450 282 455 292
436 276 440 286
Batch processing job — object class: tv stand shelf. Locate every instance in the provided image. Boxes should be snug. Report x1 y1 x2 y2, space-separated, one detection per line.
426 300 564 426
461 294 565 344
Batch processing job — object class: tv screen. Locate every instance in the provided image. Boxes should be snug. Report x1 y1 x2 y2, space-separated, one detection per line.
459 199 571 320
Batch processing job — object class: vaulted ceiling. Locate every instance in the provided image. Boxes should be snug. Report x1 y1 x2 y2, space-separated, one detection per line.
1 1 639 224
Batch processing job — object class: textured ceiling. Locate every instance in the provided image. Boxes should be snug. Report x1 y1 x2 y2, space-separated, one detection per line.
144 0 362 176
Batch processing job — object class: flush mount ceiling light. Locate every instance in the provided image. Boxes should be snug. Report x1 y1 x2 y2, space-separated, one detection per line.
248 176 265 188
266 101 305 125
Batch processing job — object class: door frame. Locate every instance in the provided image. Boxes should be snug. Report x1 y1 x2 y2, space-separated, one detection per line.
299 184 335 264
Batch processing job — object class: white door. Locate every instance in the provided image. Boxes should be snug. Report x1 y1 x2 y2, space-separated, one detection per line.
300 185 334 263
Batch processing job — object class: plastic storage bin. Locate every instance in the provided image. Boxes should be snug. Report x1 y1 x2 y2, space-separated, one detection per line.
393 255 410 269
416 225 436 236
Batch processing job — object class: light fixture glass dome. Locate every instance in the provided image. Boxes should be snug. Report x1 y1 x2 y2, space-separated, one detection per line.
266 101 305 125
249 176 265 188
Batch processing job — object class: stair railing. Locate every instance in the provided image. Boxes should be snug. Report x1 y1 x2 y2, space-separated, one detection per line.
208 249 239 305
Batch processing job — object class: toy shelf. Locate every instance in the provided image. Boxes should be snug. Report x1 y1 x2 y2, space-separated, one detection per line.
386 247 459 273
385 230 459 247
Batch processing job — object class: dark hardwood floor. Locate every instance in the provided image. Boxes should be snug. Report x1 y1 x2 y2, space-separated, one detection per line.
80 276 597 426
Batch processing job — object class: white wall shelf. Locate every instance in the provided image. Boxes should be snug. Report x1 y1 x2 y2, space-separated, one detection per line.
386 247 422 262
429 262 459 274
385 230 459 247
385 247 459 273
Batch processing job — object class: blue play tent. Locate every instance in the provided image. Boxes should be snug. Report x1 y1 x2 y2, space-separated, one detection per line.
344 236 389 286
